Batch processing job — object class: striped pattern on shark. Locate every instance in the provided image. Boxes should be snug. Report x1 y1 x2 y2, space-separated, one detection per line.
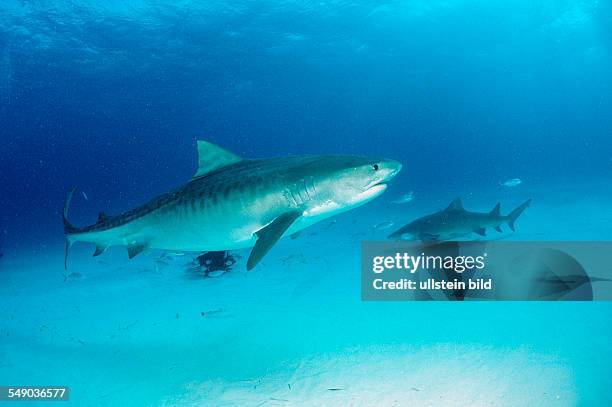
64 140 402 270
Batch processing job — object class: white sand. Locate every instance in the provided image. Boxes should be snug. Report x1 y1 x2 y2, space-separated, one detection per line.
1 182 610 405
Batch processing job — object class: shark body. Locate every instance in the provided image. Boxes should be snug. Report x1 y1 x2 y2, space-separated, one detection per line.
388 198 531 241
64 141 401 270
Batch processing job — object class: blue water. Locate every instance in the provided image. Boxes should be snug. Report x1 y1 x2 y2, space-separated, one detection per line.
1 1 611 406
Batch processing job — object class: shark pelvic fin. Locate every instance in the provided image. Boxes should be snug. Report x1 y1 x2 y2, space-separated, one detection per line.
97 212 109 223
494 226 503 233
474 228 486 236
445 198 464 212
247 211 301 271
490 203 501 216
127 244 147 259
193 140 242 178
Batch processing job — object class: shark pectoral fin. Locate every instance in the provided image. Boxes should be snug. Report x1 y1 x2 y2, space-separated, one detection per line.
93 244 109 257
127 244 147 259
474 228 487 236
247 211 302 271
494 226 503 233
193 140 242 178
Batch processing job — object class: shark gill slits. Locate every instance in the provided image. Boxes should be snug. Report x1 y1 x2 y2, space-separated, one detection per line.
291 186 302 206
307 177 317 198
287 188 298 206
301 179 311 201
296 184 305 203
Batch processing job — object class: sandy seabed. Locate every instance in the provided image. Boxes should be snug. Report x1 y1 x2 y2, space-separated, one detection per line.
1 182 611 406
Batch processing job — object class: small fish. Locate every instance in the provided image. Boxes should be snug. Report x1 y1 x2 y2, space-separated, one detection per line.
200 308 225 317
323 219 337 230
63 272 82 282
374 221 395 230
165 251 185 257
82 191 89 200
501 178 522 187
390 191 415 204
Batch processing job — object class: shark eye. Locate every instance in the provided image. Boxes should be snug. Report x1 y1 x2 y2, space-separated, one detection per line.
372 164 379 171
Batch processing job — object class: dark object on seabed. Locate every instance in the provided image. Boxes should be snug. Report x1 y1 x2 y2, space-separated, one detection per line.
196 251 236 277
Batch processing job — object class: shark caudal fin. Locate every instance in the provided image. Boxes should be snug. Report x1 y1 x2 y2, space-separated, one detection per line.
507 199 532 231
63 187 78 234
63 187 78 269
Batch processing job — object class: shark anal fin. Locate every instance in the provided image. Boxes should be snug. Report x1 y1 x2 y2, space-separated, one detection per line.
247 211 301 271
127 244 146 259
474 228 487 236
494 226 503 233
193 140 242 178
93 244 108 257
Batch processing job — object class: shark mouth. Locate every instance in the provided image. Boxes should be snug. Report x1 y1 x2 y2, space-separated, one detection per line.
356 183 388 202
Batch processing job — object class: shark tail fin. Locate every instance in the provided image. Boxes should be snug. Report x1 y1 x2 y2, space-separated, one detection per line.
63 187 78 270
507 199 532 231
63 187 78 235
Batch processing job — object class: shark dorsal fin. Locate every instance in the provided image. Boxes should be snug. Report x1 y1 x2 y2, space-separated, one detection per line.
194 140 242 178
490 203 501 216
445 198 464 212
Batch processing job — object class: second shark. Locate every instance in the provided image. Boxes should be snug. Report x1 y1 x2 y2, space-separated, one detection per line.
388 198 531 241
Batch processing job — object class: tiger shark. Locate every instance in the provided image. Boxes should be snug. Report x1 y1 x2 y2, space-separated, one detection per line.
64 140 402 270
388 198 531 241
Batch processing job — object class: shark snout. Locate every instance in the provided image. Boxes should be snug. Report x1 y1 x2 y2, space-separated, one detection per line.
382 159 402 181
375 159 402 185
361 159 402 193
